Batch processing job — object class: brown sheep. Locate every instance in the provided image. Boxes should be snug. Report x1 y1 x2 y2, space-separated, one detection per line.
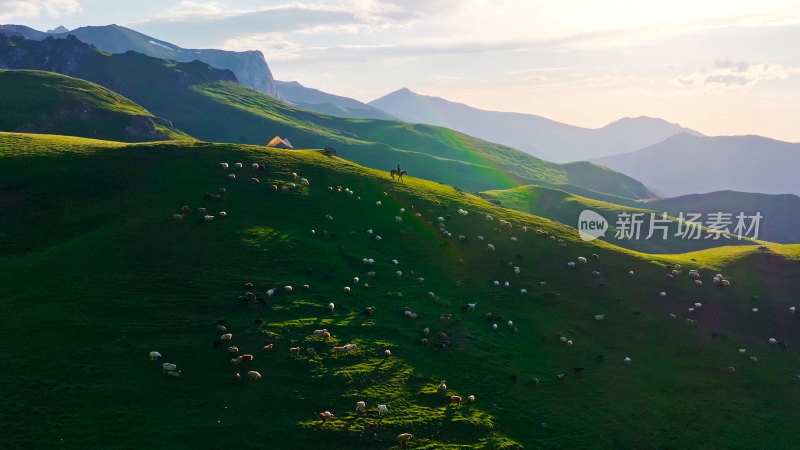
397 433 413 445
263 344 274 352
450 395 463 405
290 347 300 356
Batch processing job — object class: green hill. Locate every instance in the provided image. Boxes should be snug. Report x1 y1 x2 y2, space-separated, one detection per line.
2 132 799 448
478 185 756 253
0 70 193 142
0 33 652 199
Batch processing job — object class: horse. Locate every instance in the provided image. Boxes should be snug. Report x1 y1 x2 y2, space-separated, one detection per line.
390 169 407 181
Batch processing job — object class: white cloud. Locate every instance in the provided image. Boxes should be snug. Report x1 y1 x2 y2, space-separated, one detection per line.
221 32 303 61
0 0 81 22
673 59 799 90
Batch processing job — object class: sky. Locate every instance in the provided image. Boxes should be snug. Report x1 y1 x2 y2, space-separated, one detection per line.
3 0 800 141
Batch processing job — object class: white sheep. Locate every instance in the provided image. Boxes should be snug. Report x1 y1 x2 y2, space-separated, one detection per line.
595 314 605 320
487 244 496 251
508 320 513 327
234 162 243 168
739 348 746 353
396 271 402 278
162 363 177 372
752 308 758 313
468 394 475 403
628 270 634 276
492 324 498 330
466 302 477 310
560 336 568 342
267 288 276 297
520 288 527 294
313 329 328 337
769 338 778 345
591 270 600 276
577 257 587 264
284 285 293 293
493 280 500 286
624 357 631 364
566 340 573 346
228 174 235 180
384 349 391 357
695 280 703 286
486 214 494 221
166 370 181 377
216 325 227 332
375 236 382 241
203 215 214 222
300 178 309 186
477 235 485 240
694 302 702 308
376 201 382 206
353 277 360 284
510 237 517 242
395 216 402 223
251 163 259 169
343 286 351 293
503 281 510 288
247 370 261 381
790 307 796 314
391 259 399 265
149 351 162 360
659 291 667 297
329 302 335 311
356 401 366 411
428 292 435 299
219 162 229 169
567 261 576 268
220 333 232 341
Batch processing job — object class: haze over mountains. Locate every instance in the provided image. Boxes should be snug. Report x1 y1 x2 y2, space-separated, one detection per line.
369 88 702 162
592 133 800 197
274 80 396 120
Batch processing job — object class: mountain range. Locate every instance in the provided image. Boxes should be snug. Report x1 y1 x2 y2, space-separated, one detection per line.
0 23 279 97
0 32 652 201
592 133 800 197
369 88 702 162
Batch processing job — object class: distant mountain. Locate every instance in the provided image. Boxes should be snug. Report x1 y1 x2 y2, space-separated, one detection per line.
0 69 192 142
0 33 654 199
275 80 396 120
477 185 756 253
369 88 701 162
646 190 800 244
0 24 278 97
592 133 800 196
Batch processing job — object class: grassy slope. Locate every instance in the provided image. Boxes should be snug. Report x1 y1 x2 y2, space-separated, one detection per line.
479 185 754 253
0 33 651 200
0 70 193 142
1 132 800 448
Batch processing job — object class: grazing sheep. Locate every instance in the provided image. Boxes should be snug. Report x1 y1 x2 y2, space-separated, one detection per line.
624 357 631 364
629 270 635 276
217 324 227 332
290 347 300 356
319 411 334 422
313 329 328 337
752 308 759 313
203 215 215 222
300 178 309 186
395 271 403 278
220 333 233 341
378 404 388 415
695 280 703 286
333 346 348 354
263 344 274 352
508 320 514 327
231 356 243 365
170 213 185 220
233 162 242 169
384 349 392 357
252 163 260 170
306 347 317 357
721 279 731 287
422 327 430 335
376 201 382 206
595 314 605 321
166 370 181 377
284 285 293 293
567 261 576 268
149 351 162 360
592 253 599 260
329 302 335 312
567 340 573 346
769 338 778 345
487 244 496 251
228 174 236 180
727 366 736 373
666 273 674 279
450 395 463 405
227 346 239 354
162 363 177 372
266 288 276 298
468 394 475 403
790 307 797 314
591 270 600 276
520 288 527 294
492 324 498 330
739 348 746 353
577 257 588 264
659 291 667 297
438 381 447 391
219 162 229 169
397 433 413 445
343 286 351 293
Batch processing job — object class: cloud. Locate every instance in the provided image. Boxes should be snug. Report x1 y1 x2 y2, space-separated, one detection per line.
673 59 799 90
0 0 80 22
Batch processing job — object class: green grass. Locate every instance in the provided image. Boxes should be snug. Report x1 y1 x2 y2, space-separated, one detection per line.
2 132 800 448
0 70 194 142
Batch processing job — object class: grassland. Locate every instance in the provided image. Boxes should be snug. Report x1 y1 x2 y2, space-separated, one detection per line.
0 70 193 142
1 132 799 448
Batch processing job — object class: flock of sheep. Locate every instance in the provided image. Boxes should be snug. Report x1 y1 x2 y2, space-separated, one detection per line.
155 156 795 446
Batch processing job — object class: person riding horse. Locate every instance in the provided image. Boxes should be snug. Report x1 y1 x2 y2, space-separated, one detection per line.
390 164 407 181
